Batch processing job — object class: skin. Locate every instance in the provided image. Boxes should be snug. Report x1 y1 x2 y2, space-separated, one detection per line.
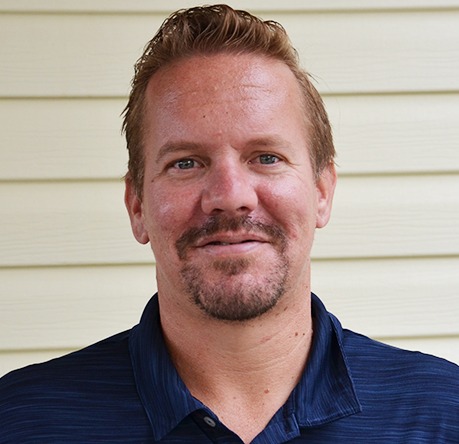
125 53 336 442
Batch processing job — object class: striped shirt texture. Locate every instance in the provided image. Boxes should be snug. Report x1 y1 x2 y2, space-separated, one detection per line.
1 293 458 443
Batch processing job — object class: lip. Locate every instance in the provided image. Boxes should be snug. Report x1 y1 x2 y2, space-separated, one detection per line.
195 232 268 248
194 232 268 255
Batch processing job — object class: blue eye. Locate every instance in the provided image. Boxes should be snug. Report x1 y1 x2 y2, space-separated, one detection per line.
258 154 279 165
174 159 196 169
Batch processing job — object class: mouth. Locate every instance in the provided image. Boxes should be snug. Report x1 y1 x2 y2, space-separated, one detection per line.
205 239 259 247
197 233 267 248
193 233 268 256
175 216 286 260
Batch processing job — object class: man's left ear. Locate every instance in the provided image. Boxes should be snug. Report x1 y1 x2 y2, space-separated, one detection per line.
315 163 337 229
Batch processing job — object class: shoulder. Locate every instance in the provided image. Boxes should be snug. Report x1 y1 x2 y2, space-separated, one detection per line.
325 305 458 385
1 329 132 393
342 328 459 409
1 329 132 388
343 328 459 379
0 330 137 439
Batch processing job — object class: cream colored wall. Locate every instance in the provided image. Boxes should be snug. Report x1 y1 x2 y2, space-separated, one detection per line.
1 0 459 376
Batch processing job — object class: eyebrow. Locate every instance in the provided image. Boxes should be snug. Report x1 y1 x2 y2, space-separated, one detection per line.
248 135 292 149
155 142 202 163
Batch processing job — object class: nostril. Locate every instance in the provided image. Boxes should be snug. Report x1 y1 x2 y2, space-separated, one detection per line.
200 168 258 215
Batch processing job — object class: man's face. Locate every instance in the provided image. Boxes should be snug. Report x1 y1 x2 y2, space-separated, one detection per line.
126 53 336 322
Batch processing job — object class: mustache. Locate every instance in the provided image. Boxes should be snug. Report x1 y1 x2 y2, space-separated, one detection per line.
175 215 286 259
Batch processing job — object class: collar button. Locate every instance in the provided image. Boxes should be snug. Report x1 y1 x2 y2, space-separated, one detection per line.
203 416 217 428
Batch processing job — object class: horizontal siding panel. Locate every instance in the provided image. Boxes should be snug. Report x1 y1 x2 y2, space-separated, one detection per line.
283 11 459 94
0 175 458 266
1 11 459 97
316 173 459 259
312 257 459 337
0 266 155 350
0 258 457 351
0 14 164 97
329 93 459 175
0 99 127 181
0 181 147 267
1 0 459 13
1 94 458 181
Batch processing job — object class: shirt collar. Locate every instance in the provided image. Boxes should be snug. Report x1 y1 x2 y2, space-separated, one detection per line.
291 293 362 427
129 295 203 441
129 293 361 440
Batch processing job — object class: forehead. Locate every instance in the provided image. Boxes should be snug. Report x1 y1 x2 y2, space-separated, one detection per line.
142 53 312 169
145 53 303 113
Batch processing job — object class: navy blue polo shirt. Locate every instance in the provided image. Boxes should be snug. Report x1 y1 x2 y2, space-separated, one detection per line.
1 293 458 443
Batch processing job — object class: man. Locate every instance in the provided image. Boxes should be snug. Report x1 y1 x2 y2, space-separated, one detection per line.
1 4 458 443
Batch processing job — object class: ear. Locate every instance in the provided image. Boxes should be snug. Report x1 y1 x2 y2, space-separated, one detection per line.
124 177 149 244
315 163 337 229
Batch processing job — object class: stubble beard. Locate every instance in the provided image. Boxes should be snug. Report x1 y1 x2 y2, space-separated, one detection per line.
176 216 290 322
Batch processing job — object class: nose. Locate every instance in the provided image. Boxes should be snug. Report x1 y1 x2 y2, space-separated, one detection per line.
200 161 258 216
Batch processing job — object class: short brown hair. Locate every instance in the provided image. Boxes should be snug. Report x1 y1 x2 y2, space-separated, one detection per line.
122 4 335 197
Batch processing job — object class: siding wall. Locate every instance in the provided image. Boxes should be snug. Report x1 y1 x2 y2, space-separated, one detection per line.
1 0 458 376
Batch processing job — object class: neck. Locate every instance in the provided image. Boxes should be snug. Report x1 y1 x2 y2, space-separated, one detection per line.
159 290 313 443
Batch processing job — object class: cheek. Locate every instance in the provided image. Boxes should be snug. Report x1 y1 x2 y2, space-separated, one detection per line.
261 180 317 240
145 186 198 244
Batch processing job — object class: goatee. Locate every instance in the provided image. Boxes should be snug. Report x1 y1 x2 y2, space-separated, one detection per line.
176 215 290 322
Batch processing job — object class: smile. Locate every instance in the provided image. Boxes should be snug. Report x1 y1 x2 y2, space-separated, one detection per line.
195 235 267 256
196 232 268 248
175 218 287 261
206 240 256 246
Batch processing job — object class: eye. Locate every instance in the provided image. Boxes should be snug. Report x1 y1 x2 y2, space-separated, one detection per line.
173 158 198 170
257 154 280 165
